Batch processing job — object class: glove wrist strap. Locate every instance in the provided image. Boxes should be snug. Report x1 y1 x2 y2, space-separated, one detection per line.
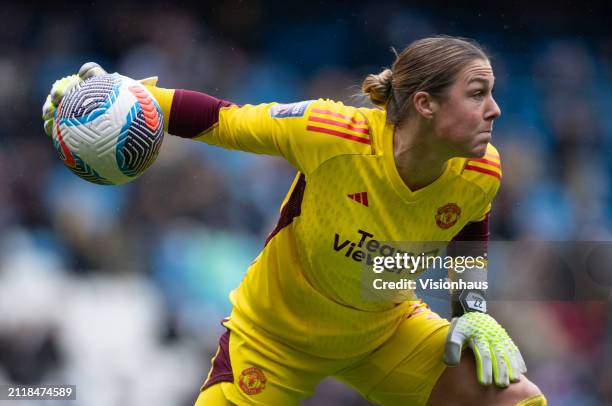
452 289 487 316
450 267 487 316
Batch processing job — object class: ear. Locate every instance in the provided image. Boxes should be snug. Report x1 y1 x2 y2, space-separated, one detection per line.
413 91 438 119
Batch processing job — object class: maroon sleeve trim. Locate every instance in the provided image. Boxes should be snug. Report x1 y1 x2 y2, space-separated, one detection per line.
264 174 306 246
447 214 489 258
168 89 233 138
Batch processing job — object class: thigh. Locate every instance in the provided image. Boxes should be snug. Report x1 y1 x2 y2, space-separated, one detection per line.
428 350 542 406
198 322 345 406
195 382 235 406
336 301 450 406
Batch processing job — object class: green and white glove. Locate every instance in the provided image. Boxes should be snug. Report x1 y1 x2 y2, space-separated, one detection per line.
41 62 108 137
41 62 158 137
443 311 527 387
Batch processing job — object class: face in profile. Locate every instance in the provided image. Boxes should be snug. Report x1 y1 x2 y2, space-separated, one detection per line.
432 59 501 158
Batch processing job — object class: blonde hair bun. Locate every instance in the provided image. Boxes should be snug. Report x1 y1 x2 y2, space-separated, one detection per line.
362 68 392 106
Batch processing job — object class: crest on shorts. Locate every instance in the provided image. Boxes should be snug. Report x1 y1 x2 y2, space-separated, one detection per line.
238 367 267 395
435 203 461 229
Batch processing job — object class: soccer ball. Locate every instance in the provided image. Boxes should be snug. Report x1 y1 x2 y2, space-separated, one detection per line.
52 73 164 185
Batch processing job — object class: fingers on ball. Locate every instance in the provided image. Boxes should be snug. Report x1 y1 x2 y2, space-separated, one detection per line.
79 62 107 80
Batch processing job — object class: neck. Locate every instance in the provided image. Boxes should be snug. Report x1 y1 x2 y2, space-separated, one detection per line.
393 121 449 191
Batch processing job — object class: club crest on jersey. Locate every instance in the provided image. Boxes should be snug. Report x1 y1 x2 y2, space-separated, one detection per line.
435 203 461 229
269 100 313 118
239 367 267 395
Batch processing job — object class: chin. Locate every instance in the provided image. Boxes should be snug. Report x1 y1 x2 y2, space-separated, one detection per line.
458 143 487 158
472 146 488 157
450 138 490 159
471 140 490 157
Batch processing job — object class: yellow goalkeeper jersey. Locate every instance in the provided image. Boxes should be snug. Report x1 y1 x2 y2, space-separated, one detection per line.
193 99 502 359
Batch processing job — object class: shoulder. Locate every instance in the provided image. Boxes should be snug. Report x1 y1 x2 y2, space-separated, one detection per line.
302 99 380 146
298 99 383 170
255 99 382 174
298 99 380 163
452 144 502 200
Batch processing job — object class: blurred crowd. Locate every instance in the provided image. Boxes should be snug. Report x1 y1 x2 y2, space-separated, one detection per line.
1 2 611 405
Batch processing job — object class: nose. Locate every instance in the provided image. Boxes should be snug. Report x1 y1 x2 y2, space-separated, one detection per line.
485 96 501 121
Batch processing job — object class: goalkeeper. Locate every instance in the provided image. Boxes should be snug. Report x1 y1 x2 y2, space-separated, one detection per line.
43 36 546 405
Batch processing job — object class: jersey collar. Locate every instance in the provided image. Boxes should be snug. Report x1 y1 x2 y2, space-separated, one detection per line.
381 122 455 202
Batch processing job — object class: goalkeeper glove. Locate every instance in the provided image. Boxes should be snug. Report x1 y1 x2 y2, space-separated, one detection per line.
42 62 159 137
443 311 527 387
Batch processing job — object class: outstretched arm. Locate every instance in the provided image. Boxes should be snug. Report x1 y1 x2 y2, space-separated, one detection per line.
42 62 372 176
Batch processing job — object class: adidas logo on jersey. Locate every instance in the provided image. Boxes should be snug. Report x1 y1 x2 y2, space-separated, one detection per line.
348 192 368 207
